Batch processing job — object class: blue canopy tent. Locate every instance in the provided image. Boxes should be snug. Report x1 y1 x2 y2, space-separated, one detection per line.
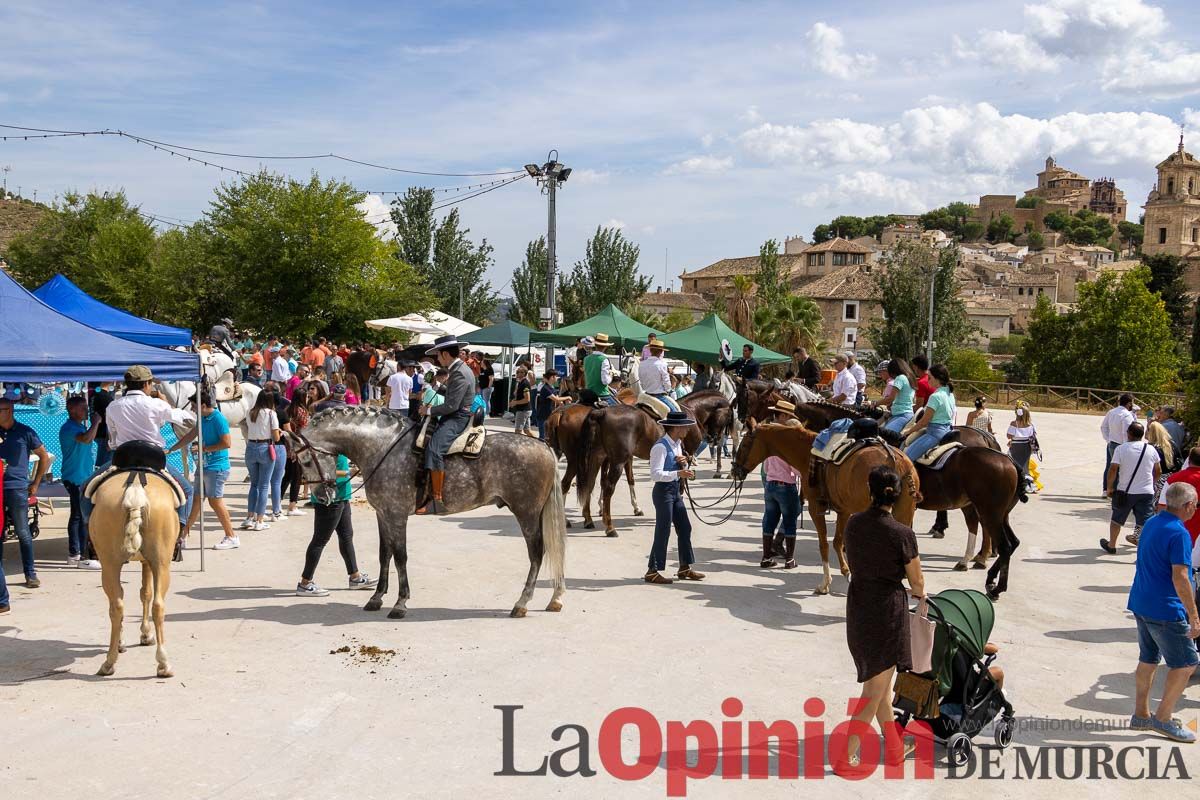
34 273 192 348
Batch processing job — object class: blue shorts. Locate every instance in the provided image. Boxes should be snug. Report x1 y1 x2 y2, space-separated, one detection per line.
1111 493 1154 526
1135 614 1200 669
203 469 230 499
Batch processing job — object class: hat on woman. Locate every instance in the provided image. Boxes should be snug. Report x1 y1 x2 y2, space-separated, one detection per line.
768 399 797 416
660 410 696 427
876 360 891 373
592 333 613 348
424 334 462 356
580 336 595 348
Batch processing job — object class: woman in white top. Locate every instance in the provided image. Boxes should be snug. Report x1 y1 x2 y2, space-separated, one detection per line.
646 411 705 585
243 390 282 531
1006 402 1036 495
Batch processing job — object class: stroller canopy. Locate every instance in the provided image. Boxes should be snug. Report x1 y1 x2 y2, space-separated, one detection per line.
928 589 995 662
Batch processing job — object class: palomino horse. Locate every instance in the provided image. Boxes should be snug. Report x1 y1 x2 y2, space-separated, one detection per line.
89 469 182 677
732 422 921 595
291 406 566 618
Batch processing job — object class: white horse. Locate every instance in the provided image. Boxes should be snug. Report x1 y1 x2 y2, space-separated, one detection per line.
780 379 823 405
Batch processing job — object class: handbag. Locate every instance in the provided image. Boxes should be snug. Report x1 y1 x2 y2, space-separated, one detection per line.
893 671 940 718
268 439 277 462
908 594 936 675
1112 443 1147 507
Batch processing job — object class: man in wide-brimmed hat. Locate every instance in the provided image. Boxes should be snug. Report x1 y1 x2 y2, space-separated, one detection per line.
582 333 618 406
761 399 803 570
645 410 705 584
637 339 679 412
417 335 476 514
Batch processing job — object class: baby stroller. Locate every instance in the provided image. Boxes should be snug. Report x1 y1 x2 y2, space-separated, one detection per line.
1 494 42 544
893 589 1015 766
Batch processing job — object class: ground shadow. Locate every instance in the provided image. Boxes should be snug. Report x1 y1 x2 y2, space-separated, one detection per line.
165 599 525 627
0 626 106 684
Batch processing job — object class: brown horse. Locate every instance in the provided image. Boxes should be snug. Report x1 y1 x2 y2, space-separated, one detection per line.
89 472 182 678
731 422 921 595
546 404 644 528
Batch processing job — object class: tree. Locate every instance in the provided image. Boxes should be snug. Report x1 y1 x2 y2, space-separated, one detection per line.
1192 299 1200 364
1142 252 1189 335
1015 196 1042 209
753 294 822 356
1045 208 1115 245
429 209 499 324
1043 211 1070 232
510 236 547 327
625 306 664 330
725 275 754 338
946 348 997 382
986 214 1015 243
1027 230 1045 250
754 238 787 308
812 223 834 244
1118 220 1144 254
864 241 978 361
558 226 649 322
660 308 696 332
390 187 435 268
1020 295 1079 385
960 221 985 241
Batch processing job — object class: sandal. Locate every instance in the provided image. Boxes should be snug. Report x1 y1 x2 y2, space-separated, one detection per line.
676 568 706 581
644 571 673 584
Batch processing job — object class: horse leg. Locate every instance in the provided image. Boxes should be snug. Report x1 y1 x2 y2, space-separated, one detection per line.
150 558 173 677
580 458 599 530
388 518 410 619
600 461 623 537
364 513 391 612
512 511 544 618
833 513 850 578
986 518 1020 600
969 505 991 567
955 506 979 571
97 561 124 676
810 497 833 595
562 460 576 529
139 561 154 646
626 459 643 517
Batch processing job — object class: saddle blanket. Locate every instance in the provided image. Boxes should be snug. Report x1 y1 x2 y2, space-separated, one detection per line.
635 392 670 421
414 417 486 459
811 432 874 465
915 442 963 470
84 465 185 508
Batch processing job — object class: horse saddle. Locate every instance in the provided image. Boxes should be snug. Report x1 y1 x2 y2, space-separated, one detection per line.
635 392 670 421
112 440 167 471
914 441 964 470
413 412 486 459
84 464 185 509
812 433 878 466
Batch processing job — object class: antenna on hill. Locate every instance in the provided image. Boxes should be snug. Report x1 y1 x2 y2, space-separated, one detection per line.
1 165 9 197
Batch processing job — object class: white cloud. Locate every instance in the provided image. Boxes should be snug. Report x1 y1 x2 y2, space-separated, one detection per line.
805 22 877 80
700 133 714 148
1102 49 1200 98
569 168 610 185
604 218 626 230
799 171 928 212
357 194 395 238
739 119 893 168
663 155 734 175
973 30 1059 72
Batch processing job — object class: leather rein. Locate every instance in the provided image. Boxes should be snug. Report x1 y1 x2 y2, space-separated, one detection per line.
290 422 416 498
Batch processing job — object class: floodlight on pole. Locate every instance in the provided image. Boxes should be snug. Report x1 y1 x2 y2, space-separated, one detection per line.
527 150 570 369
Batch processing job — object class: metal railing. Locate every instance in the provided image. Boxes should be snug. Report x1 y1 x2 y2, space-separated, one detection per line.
947 379 1184 414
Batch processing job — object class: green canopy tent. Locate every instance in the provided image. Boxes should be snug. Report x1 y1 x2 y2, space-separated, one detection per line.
536 303 660 352
458 318 535 348
658 313 790 366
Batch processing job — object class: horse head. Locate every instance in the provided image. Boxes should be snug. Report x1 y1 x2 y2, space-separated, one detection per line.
288 430 339 500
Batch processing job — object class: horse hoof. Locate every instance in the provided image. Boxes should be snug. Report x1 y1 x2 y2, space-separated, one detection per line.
605 530 619 538
387 608 407 620
971 560 987 570
839 568 850 577
97 663 115 676
157 667 174 679
930 530 946 539
953 562 969 572
814 585 831 596
510 607 527 618
140 636 153 646
633 510 645 517
584 521 596 530
545 600 563 612
713 472 724 479
117 645 127 654
364 598 383 612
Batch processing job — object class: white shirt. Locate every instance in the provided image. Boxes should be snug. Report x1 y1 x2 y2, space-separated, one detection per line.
1101 405 1135 444
386 371 413 410
271 357 293 383
1110 441 1157 495
106 390 195 449
831 368 858 406
637 356 672 395
245 409 280 441
650 436 685 483
1008 423 1036 443
849 362 867 390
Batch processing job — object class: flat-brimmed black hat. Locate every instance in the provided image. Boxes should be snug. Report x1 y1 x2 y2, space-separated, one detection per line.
660 410 696 427
424 335 461 356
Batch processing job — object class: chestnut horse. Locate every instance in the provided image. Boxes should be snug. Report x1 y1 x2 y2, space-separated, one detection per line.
732 422 921 595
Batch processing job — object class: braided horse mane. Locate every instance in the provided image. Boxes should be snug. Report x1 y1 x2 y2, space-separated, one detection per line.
308 404 410 430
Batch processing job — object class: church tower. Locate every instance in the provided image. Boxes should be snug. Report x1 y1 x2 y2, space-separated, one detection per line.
1142 134 1200 287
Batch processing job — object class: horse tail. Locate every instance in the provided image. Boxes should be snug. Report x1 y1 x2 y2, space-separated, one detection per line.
576 408 604 506
1016 473 1029 504
539 462 567 591
546 412 563 459
121 482 149 559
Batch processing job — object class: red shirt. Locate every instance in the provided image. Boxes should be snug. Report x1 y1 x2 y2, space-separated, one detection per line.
1166 467 1200 544
915 374 933 406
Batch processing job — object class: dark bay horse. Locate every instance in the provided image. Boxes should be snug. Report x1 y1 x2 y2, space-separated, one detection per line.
292 406 566 618
546 404 644 527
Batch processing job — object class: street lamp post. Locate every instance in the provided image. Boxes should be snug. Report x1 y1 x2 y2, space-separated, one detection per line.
525 152 571 371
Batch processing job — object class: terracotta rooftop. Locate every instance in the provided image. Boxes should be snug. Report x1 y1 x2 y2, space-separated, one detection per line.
792 264 878 300
965 299 1016 314
639 291 709 310
804 236 874 254
681 253 808 279
1009 271 1059 286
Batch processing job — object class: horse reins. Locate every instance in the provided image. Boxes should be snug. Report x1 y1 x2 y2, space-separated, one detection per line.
291 421 416 499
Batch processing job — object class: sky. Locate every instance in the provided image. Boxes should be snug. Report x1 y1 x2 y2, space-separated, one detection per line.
3 0 1200 297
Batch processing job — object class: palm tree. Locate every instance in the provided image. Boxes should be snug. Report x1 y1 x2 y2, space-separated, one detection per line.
726 275 754 337
771 295 823 354
626 305 664 330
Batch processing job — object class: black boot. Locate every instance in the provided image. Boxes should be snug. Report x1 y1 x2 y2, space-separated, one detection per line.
782 536 797 569
172 527 185 563
761 535 777 568
772 533 786 558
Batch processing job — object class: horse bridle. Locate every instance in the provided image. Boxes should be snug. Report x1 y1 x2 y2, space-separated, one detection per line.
289 422 417 497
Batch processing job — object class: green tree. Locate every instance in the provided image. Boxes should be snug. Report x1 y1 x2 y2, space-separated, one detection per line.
1015 195 1042 209
1020 295 1078 385
626 306 664 330
812 223 834 244
960 221 985 241
865 241 978 361
829 215 866 239
1027 230 1045 250
1043 210 1070 231
429 209 499 324
390 187 435 268
1118 220 1144 253
753 294 822 355
986 214 1015 243
558 226 649 322
754 238 787 308
1142 252 1189 335
946 348 997 382
510 236 547 327
660 308 696 332
724 274 755 338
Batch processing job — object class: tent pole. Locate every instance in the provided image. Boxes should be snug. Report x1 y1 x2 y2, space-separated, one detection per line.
196 376 205 572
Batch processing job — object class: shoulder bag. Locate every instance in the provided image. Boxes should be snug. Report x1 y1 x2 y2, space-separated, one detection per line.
1112 443 1147 507
909 594 936 675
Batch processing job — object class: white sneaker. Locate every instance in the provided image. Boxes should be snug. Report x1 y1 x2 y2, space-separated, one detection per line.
289 508 306 516
79 559 102 570
214 536 240 550
252 521 271 532
67 555 81 567
239 517 254 530
296 581 329 597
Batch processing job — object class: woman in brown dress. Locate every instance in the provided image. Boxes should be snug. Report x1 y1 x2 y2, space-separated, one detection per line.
842 465 926 767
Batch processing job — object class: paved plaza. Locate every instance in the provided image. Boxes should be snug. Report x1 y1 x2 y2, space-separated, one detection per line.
2 407 1198 798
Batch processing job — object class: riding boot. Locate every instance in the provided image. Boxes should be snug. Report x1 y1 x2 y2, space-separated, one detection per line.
173 526 185 562
772 532 786 558
761 535 777 568
782 536 797 569
430 470 446 514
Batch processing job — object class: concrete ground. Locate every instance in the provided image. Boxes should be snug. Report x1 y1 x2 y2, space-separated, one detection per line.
2 407 1198 799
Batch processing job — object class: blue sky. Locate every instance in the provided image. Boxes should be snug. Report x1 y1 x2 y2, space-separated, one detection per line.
3 0 1199 295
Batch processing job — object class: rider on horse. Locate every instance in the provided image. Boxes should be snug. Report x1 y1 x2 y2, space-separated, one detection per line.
207 318 237 360
582 334 618 406
417 335 475 515
637 341 679 413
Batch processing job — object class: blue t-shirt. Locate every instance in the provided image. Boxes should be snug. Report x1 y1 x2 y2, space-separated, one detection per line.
891 374 915 415
0 421 44 490
201 410 232 472
1128 512 1195 622
58 418 95 485
926 386 955 425
470 393 486 414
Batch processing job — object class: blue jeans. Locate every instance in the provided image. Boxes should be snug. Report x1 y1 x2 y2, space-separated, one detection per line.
95 437 112 468
203 469 230 499
651 393 680 412
63 480 88 558
763 481 800 538
883 412 913 434
80 461 193 527
2 487 37 579
269 444 287 515
1136 614 1200 669
245 442 274 516
537 416 548 440
600 393 618 407
905 422 952 461
648 481 694 571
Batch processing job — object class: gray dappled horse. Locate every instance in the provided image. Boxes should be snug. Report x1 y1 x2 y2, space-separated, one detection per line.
291 406 566 619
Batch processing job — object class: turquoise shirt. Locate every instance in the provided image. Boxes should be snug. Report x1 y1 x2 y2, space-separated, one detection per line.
58 419 95 485
926 386 955 424
201 410 231 472
890 374 915 415
310 454 353 505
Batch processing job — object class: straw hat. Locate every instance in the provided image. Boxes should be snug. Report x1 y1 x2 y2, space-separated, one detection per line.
593 333 613 348
768 399 797 416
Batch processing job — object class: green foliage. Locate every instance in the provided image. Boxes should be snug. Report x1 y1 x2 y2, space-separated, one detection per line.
1044 208 1115 245
864 241 979 362
752 294 822 355
660 308 697 332
810 214 903 244
1043 211 1069 231
960 221 985 242
755 238 787 308
558 226 650 323
987 334 1026 355
509 236 547 327
625 306 664 330
1118 220 1144 252
426 209 499 324
986 214 1015 243
946 348 998 382
1193 300 1200 364
1142 252 1190 335
1015 195 1042 209
390 187 435 268
812 223 833 244
1020 267 1178 391
919 203 976 240
1027 230 1045 250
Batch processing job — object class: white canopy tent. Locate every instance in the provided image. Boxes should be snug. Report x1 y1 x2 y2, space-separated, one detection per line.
365 311 501 355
